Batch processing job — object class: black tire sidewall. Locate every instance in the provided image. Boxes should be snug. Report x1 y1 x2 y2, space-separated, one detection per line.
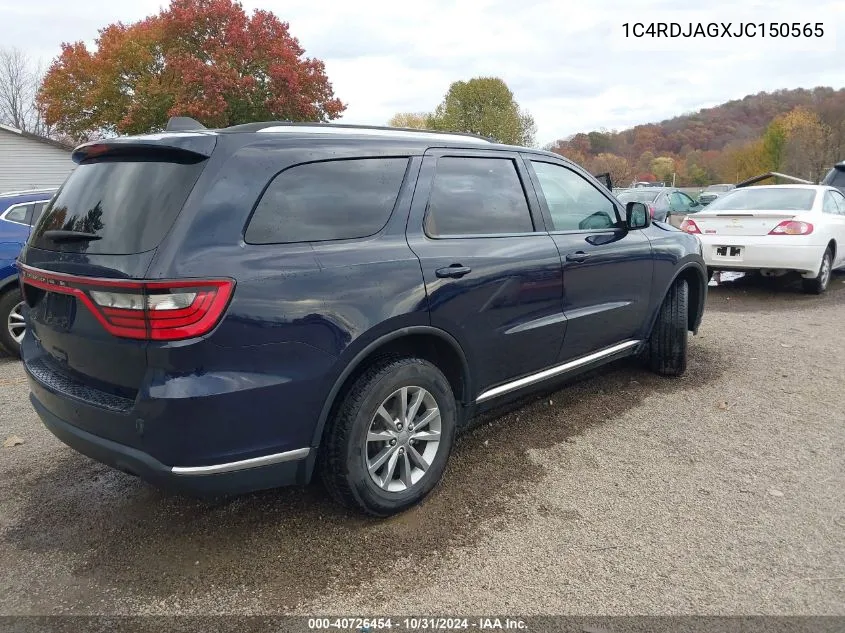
819 249 832 291
0 289 23 357
343 360 456 514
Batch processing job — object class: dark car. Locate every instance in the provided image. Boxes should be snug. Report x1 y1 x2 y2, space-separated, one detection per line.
698 183 735 206
615 187 701 222
0 189 56 356
19 121 707 516
821 161 845 195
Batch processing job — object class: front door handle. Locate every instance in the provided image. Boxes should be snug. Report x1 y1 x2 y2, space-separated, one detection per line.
435 264 472 279
565 251 590 263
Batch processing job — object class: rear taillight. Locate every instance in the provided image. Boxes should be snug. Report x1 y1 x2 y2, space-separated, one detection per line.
18 264 234 341
647 204 655 218
769 220 813 236
680 218 701 234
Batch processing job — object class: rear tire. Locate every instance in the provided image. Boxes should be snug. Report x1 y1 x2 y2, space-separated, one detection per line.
319 357 457 516
802 247 832 295
0 289 25 358
646 279 689 377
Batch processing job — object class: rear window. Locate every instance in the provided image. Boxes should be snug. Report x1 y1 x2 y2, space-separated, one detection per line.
616 190 658 204
30 158 206 254
704 184 733 193
705 188 816 212
245 158 409 244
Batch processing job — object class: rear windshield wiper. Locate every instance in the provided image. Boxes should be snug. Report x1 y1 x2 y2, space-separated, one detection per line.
41 230 103 243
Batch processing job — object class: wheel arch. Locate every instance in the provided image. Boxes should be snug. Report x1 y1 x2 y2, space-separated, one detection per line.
648 261 707 336
308 325 471 452
0 273 19 296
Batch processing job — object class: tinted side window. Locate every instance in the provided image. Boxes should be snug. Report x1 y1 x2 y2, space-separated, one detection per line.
531 161 618 231
425 157 533 236
246 158 408 244
4 203 31 224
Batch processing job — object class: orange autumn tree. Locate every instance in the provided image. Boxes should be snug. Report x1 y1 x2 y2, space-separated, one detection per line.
37 0 345 142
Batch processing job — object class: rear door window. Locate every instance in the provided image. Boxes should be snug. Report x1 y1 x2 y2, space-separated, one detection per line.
246 158 409 244
831 190 845 214
31 158 206 254
425 157 534 236
823 191 839 214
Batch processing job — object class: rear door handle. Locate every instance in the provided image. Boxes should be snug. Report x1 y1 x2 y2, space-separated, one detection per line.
565 251 590 262
435 264 472 279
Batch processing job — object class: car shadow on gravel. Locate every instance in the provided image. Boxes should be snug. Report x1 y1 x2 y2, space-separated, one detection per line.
5 341 725 609
707 269 845 312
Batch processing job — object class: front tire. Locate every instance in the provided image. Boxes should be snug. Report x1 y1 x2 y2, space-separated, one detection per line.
0 289 25 357
802 247 832 295
645 279 689 377
319 357 457 516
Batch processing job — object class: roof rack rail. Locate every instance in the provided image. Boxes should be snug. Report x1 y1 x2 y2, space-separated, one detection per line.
220 121 494 144
166 116 207 132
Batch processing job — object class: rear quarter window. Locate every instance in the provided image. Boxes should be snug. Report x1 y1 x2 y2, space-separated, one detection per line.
245 158 409 244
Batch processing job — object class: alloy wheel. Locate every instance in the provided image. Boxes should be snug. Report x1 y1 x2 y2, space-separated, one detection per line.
7 301 25 344
364 386 442 492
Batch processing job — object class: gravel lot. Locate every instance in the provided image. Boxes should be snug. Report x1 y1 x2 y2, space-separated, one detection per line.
0 272 843 615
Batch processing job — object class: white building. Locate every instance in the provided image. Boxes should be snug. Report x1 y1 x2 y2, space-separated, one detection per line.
0 124 74 192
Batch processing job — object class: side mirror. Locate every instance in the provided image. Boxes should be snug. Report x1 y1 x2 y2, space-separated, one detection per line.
626 201 651 230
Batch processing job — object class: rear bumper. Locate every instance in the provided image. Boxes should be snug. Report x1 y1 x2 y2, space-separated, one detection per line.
30 391 313 497
699 235 825 276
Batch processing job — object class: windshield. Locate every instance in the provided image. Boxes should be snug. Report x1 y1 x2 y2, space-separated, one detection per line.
616 190 659 203
704 184 733 193
705 188 816 212
30 157 206 254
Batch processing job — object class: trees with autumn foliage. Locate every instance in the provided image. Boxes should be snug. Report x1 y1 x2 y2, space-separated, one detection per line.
548 87 845 186
37 0 345 141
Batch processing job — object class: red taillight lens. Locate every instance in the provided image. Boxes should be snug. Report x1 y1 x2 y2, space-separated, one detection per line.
18 265 234 341
769 220 813 236
647 204 655 218
680 218 701 234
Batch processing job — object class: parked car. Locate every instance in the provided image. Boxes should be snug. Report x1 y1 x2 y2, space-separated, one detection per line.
631 181 665 188
680 185 845 293
0 189 56 356
698 183 735 206
821 161 845 195
19 121 707 516
615 187 702 222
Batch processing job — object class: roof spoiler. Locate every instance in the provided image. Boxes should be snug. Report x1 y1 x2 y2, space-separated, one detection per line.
166 116 207 132
72 133 217 164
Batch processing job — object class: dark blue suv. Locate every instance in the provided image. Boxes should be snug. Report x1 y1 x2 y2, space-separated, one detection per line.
0 189 56 356
19 120 706 515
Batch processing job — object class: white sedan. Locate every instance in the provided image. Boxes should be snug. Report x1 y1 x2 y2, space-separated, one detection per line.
680 185 845 294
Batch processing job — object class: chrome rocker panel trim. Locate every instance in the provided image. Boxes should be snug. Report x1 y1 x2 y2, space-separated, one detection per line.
476 340 641 403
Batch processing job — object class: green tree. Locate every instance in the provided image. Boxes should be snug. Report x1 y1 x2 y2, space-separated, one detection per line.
761 120 786 171
387 112 429 129
427 77 536 146
650 156 675 185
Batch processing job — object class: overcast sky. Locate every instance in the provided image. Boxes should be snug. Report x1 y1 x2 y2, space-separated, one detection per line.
1 0 842 145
